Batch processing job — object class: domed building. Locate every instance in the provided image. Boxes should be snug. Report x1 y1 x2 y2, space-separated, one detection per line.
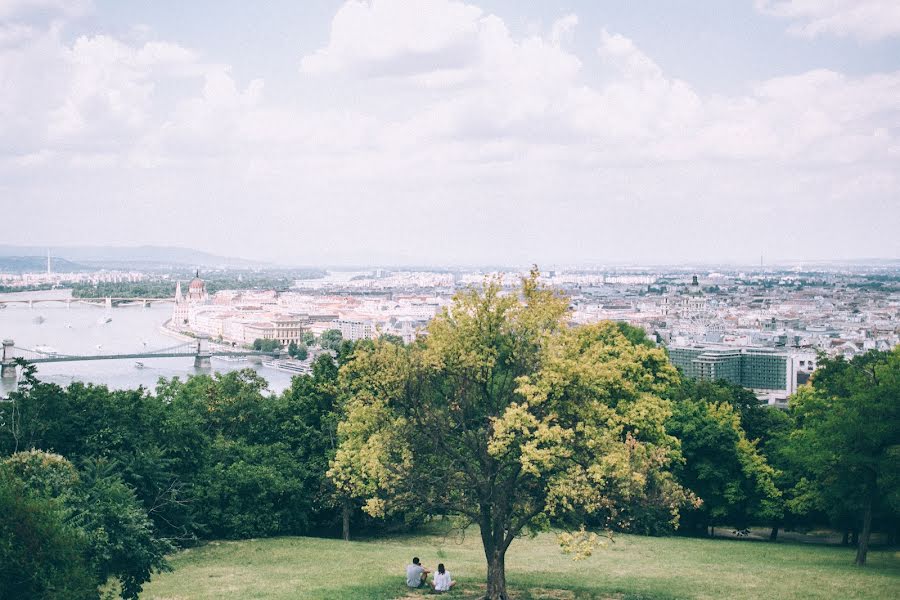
171 271 209 330
187 270 209 304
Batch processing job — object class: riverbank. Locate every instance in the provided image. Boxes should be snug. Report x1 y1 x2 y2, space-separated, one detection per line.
158 319 195 343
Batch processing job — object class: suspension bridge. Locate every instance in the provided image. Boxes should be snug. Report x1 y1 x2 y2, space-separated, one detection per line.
1 335 280 380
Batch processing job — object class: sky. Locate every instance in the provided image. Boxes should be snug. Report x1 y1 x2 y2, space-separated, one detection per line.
3 0 900 267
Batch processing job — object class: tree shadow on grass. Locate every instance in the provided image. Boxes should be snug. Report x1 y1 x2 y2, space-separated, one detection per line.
389 581 683 600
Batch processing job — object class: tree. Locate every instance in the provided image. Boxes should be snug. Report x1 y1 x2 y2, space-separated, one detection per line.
379 333 405 346
155 368 345 540
74 459 172 599
318 329 343 352
2 450 171 599
288 342 309 360
0 374 199 544
789 349 900 565
252 338 281 352
667 388 782 536
0 471 96 600
329 271 689 599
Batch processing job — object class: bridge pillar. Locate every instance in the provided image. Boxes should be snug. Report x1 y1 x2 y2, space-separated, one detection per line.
194 334 211 369
1 339 16 380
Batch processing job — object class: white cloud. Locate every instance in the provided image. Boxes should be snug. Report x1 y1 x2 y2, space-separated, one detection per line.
755 0 900 41
1 0 898 263
300 0 483 75
550 13 578 45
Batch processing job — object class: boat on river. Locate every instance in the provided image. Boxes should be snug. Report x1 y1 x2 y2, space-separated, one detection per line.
213 355 247 363
262 359 311 375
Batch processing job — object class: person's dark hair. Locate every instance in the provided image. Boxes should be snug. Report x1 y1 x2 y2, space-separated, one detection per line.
412 557 420 565
437 563 445 574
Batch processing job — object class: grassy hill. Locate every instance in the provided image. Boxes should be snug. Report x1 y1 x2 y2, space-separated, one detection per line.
140 529 899 600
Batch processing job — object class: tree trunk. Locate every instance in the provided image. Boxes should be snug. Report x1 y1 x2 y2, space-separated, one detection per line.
485 548 508 600
480 509 509 600
855 492 874 566
769 525 779 541
341 501 350 542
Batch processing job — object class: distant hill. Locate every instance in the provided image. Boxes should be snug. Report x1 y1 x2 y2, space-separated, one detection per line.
0 245 272 271
0 256 89 273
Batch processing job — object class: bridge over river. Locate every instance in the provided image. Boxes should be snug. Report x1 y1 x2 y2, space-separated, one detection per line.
1 334 279 380
0 296 174 309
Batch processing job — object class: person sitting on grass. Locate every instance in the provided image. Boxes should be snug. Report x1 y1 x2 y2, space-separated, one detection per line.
430 563 456 593
406 556 431 588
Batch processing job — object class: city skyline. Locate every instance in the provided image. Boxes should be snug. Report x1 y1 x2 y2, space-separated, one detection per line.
5 0 900 265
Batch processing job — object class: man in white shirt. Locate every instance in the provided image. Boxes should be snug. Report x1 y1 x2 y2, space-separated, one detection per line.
405 557 430 588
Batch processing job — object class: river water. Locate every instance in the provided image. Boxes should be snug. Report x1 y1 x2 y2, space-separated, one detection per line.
0 289 294 398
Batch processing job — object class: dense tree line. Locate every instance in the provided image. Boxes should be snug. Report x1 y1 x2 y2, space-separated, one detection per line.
0 357 352 597
70 270 325 299
0 273 897 597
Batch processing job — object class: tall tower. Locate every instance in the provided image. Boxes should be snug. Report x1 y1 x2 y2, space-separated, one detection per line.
172 281 189 327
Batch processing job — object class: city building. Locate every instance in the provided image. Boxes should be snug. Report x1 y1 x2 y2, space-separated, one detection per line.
667 343 803 405
337 319 375 341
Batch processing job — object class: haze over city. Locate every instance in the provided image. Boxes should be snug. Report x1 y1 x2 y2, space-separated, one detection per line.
4 0 899 265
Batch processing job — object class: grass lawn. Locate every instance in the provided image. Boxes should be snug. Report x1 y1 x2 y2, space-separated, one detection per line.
140 528 900 600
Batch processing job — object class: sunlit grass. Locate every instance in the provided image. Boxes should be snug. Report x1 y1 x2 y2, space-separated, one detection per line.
141 528 900 599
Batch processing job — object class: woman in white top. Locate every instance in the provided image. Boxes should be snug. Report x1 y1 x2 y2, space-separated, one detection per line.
431 563 456 593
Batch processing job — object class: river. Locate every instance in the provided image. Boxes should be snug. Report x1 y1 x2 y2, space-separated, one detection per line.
0 289 294 398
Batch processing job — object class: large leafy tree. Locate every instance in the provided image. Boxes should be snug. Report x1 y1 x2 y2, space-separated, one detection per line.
2 450 171 599
789 348 900 565
329 272 689 599
0 470 96 600
667 386 783 536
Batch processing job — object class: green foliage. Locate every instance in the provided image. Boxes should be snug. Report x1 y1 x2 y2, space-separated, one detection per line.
613 321 656 348
155 367 346 539
378 333 405 346
0 364 349 551
1 451 171 599
74 459 172 599
0 471 96 600
787 349 900 564
3 448 80 498
668 382 782 533
318 329 343 351
288 342 309 360
0 375 198 543
71 280 181 299
252 338 281 352
194 439 305 538
70 271 326 300
329 271 690 598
